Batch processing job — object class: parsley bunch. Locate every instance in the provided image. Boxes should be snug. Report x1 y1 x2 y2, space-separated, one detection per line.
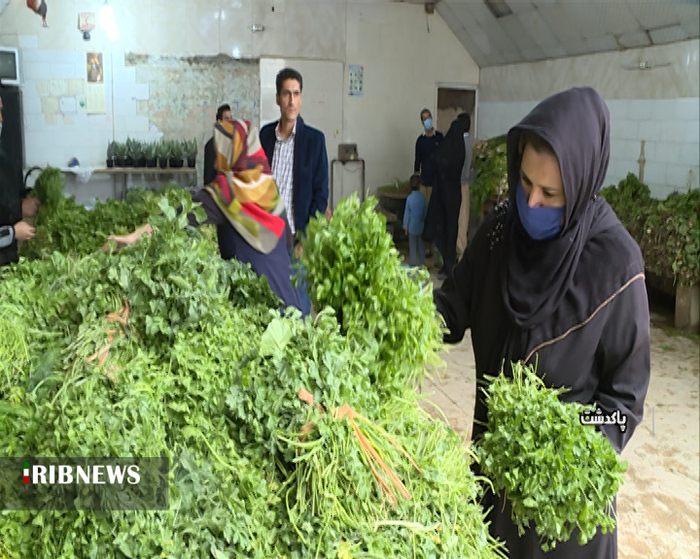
300 194 444 394
476 361 627 551
30 167 64 214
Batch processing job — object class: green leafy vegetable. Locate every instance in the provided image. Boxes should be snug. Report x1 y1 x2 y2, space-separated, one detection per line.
471 135 508 213
600 173 700 287
300 194 444 394
476 361 627 552
30 167 64 214
0 193 505 559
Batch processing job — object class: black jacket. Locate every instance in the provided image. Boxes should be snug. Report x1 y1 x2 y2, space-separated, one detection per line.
0 147 21 266
203 137 216 186
259 116 328 237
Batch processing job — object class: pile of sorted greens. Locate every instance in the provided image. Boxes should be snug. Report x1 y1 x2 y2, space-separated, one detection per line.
601 172 700 287
0 188 506 558
476 361 627 552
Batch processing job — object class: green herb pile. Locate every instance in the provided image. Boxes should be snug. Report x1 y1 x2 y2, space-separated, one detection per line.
476 361 627 552
300 194 444 393
471 135 508 214
0 191 505 558
24 167 188 259
600 172 700 287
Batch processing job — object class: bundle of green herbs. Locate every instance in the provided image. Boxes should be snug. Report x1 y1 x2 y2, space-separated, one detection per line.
283 390 506 559
29 166 64 215
299 194 444 393
476 361 627 552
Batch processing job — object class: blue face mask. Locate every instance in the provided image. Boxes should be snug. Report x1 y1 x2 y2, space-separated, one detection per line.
515 180 565 241
423 118 433 131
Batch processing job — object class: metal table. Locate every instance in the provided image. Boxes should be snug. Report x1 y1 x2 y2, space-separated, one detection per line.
59 167 197 200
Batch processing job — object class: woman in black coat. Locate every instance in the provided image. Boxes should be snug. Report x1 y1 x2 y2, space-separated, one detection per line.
434 87 650 559
431 113 469 275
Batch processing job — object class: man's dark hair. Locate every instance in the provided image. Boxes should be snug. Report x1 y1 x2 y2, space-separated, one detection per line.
410 173 421 190
276 68 303 95
215 104 231 121
420 108 431 121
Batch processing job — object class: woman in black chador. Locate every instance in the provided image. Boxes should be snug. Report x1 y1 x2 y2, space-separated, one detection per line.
434 87 650 559
430 112 469 275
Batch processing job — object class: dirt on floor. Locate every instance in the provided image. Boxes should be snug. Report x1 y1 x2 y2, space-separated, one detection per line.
417 267 700 559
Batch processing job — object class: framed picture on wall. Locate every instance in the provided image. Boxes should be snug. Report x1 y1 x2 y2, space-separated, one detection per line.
86 52 104 83
85 52 106 114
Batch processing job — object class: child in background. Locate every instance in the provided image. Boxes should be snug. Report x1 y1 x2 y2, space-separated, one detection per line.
403 173 427 267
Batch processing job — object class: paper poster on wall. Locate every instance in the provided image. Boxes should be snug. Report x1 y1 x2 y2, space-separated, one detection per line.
85 52 106 114
86 52 104 83
348 64 363 97
85 84 105 114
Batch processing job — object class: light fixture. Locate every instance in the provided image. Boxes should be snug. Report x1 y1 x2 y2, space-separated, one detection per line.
98 1 119 41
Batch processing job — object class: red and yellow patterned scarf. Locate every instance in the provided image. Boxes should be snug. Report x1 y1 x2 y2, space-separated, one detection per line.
203 119 286 254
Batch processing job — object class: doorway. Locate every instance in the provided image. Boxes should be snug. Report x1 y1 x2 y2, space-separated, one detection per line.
435 86 476 137
435 85 480 246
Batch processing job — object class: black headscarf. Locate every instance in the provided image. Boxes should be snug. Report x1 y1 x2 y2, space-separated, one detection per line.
433 114 468 183
501 87 627 327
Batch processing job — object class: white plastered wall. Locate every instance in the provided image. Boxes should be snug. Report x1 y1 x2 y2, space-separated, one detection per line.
477 40 700 198
0 0 480 203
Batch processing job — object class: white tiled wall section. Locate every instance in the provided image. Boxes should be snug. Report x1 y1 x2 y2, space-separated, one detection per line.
477 98 700 198
21 48 154 170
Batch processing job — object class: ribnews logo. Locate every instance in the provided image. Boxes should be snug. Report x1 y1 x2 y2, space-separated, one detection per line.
2 457 168 511
22 461 141 485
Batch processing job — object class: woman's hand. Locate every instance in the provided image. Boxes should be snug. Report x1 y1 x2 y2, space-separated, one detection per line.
104 223 153 252
104 233 136 252
14 220 36 241
294 241 303 259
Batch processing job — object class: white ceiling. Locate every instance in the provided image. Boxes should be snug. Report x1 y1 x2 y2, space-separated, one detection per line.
397 0 700 67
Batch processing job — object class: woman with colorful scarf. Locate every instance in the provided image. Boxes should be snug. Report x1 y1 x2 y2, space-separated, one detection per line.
107 119 302 313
